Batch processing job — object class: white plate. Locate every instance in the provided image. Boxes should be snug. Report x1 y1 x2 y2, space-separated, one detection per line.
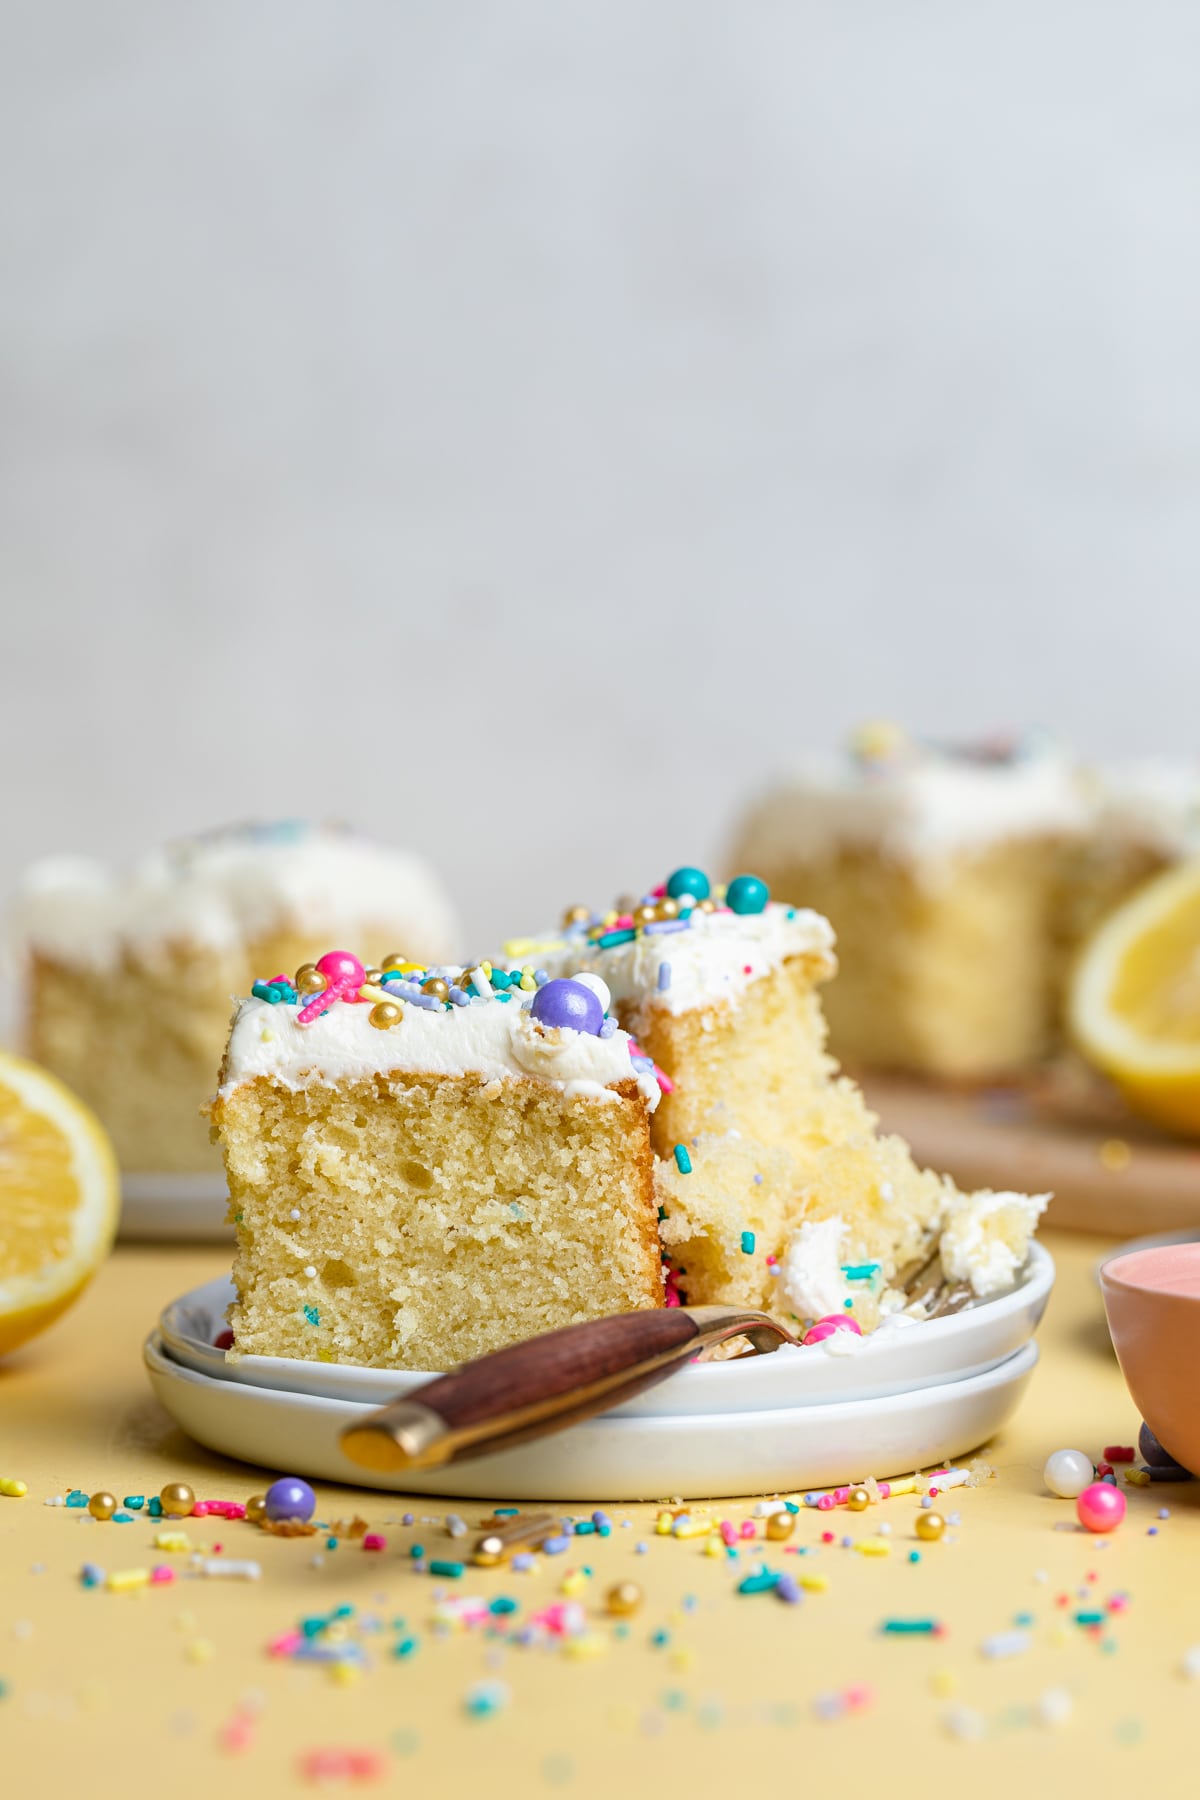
120 1172 231 1243
144 1331 1038 1501
158 1242 1054 1415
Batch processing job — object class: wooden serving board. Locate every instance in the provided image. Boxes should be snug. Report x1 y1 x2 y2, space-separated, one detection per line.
864 1070 1200 1239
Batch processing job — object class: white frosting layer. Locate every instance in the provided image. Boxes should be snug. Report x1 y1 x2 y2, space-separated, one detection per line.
1091 761 1200 857
779 1217 852 1322
13 826 458 969
940 1190 1049 1298
219 993 660 1109
737 747 1091 869
537 903 835 1018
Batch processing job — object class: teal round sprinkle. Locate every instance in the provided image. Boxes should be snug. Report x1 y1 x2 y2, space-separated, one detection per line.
393 1636 419 1658
410 1545 424 1559
740 1231 756 1255
651 1629 671 1647
325 1537 338 1550
908 1551 921 1563
666 866 711 903
726 873 769 915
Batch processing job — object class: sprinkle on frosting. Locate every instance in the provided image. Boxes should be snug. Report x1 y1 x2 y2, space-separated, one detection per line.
510 869 836 1017
220 947 661 1110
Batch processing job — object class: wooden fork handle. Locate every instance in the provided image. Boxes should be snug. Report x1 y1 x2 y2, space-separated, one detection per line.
339 1305 784 1473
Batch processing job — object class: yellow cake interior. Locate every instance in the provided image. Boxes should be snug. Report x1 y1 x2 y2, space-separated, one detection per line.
215 1069 662 1370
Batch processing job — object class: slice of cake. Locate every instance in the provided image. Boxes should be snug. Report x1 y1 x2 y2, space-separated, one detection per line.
13 823 458 1173
728 727 1091 1079
211 953 664 1370
522 867 1046 1335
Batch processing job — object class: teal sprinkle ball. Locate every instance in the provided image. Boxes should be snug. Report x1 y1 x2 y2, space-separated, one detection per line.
666 866 711 902
726 873 770 915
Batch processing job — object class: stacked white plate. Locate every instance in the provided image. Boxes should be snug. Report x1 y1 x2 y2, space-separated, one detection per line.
144 1244 1053 1500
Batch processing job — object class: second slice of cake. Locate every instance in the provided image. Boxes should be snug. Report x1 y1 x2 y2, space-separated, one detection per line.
211 955 664 1370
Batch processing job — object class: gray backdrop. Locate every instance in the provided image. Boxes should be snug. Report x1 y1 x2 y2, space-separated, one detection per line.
3 3 1197 949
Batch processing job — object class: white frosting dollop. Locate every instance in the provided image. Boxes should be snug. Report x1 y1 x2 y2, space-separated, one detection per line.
219 992 659 1110
779 1217 852 1322
939 1190 1049 1297
736 744 1091 873
538 903 836 1019
12 824 458 969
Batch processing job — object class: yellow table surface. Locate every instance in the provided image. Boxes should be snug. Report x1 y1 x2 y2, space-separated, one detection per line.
2 1229 1197 1799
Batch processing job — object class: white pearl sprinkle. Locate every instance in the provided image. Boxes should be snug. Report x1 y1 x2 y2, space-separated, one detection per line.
289 1209 301 1222
303 1266 317 1280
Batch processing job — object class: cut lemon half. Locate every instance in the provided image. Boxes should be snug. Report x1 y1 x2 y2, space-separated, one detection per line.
0 1050 119 1357
1069 859 1200 1137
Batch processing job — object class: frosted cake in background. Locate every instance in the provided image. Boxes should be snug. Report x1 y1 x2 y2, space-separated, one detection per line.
729 727 1090 1079
12 823 458 1172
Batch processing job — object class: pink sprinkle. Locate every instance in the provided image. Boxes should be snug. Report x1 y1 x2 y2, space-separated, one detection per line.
268 1630 304 1658
650 884 666 897
803 1314 863 1346
150 1565 175 1585
297 1748 388 1783
928 1487 939 1497
739 1520 757 1539
212 1542 223 1554
816 1495 836 1512
220 1714 257 1755
614 914 635 930
362 1534 386 1552
742 963 753 975
844 1683 875 1712
1108 1595 1129 1613
821 1531 835 1544
720 1521 738 1546
654 1066 675 1094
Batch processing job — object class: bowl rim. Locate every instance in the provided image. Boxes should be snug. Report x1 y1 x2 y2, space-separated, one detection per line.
1100 1239 1200 1298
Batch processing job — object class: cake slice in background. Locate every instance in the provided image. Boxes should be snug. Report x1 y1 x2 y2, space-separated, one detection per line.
11 823 458 1173
210 954 663 1369
728 727 1092 1080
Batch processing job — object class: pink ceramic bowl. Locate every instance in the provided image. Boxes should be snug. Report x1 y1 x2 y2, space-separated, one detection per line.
1100 1243 1200 1476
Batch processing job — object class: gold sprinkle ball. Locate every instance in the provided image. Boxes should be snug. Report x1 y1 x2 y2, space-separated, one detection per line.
422 977 450 1002
362 966 383 985
657 895 680 919
1099 1138 1132 1172
915 1509 946 1542
368 1002 402 1031
633 904 659 926
846 1487 871 1512
294 963 327 994
765 1510 795 1541
160 1481 196 1518
87 1490 117 1521
605 1581 643 1617
694 897 717 913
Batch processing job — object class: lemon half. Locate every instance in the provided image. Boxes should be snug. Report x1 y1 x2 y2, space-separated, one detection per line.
0 1050 119 1357
1069 859 1200 1137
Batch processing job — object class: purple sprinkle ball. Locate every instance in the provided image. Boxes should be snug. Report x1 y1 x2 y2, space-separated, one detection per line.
529 978 604 1036
265 1476 317 1523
